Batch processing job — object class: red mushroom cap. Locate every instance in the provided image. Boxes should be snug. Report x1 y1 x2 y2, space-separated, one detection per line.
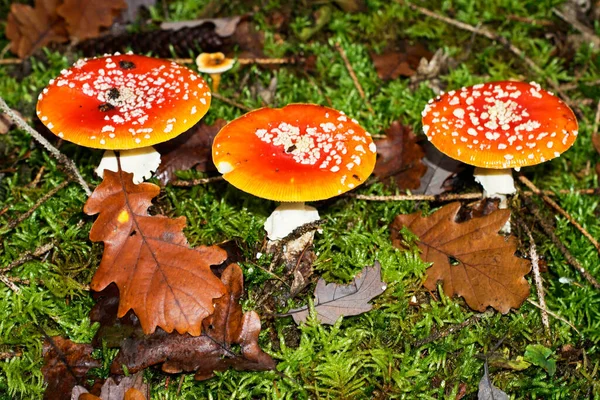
36 54 211 150
421 81 578 169
212 104 377 202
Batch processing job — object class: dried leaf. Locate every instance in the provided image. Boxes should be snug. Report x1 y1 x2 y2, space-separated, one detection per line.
5 0 69 58
478 374 508 400
160 15 242 37
71 372 148 400
371 43 433 80
42 337 101 400
288 262 386 325
109 264 276 380
374 121 426 190
390 203 530 313
57 0 127 41
121 0 157 23
415 141 464 195
592 133 600 155
83 169 227 335
155 119 227 185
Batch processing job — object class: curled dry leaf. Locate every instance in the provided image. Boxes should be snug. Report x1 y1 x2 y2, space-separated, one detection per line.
42 336 101 400
109 263 276 380
71 371 148 400
415 141 464 195
83 169 227 335
5 0 69 58
374 121 426 190
287 262 386 325
370 43 433 80
57 0 127 41
155 119 227 185
390 203 531 313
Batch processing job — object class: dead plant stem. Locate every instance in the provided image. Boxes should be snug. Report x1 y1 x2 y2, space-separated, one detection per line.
169 176 223 186
413 311 491 347
334 42 374 113
518 175 600 255
527 299 579 334
211 92 252 111
0 97 91 196
6 180 70 230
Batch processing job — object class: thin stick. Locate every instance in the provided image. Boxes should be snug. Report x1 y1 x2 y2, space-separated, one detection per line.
413 311 490 347
0 58 20 65
519 222 550 334
552 8 600 49
169 176 223 187
5 181 70 230
527 299 579 334
334 42 374 113
522 196 600 290
210 92 252 111
0 275 19 291
0 97 91 196
518 175 600 255
0 242 55 274
29 166 45 188
171 57 301 65
402 1 577 115
593 98 600 135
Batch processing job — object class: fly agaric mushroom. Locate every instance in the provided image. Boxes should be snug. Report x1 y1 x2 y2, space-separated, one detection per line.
212 104 376 254
195 52 235 93
36 53 211 183
421 81 578 202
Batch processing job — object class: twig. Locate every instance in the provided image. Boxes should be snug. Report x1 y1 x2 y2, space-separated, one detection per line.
518 175 600 255
402 1 578 115
0 242 55 274
349 192 484 201
522 195 600 290
168 176 223 187
0 58 20 65
0 97 91 196
593 98 600 135
334 42 374 113
559 79 600 92
552 8 600 49
171 57 301 65
0 350 22 360
527 299 579 334
28 166 45 188
210 92 252 111
413 311 491 347
519 221 550 334
0 275 20 292
6 180 70 230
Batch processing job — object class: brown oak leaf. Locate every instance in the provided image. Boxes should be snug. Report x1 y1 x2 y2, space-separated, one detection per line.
109 263 276 380
155 119 227 185
41 336 101 400
5 0 69 59
57 0 127 41
287 262 386 325
374 121 426 189
83 169 227 335
370 43 433 80
390 203 530 313
71 372 148 400
592 133 600 178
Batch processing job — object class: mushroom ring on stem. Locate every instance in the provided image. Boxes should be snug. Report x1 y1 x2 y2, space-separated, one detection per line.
36 53 212 183
212 103 377 242
421 81 578 201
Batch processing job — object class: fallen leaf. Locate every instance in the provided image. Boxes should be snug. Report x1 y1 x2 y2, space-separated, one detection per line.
524 344 556 376
455 198 500 223
287 262 386 325
374 121 426 190
41 336 101 400
371 43 433 80
109 263 276 380
230 19 265 59
155 119 227 185
390 203 530 313
57 0 127 41
5 0 69 58
478 373 508 400
71 372 148 400
415 140 464 195
160 15 242 37
83 169 227 335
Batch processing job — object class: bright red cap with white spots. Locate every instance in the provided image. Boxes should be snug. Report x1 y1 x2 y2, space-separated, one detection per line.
36 54 211 150
212 104 377 202
421 81 578 169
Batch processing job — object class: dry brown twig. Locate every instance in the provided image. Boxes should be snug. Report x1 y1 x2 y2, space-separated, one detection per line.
526 299 580 334
334 42 375 114
518 175 600 255
0 97 91 196
168 176 223 187
211 92 252 111
522 195 600 290
6 180 71 230
413 311 492 347
0 242 54 292
401 1 579 117
518 221 550 334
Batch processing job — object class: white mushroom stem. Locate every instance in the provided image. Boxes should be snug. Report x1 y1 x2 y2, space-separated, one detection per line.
96 146 162 184
473 167 516 208
264 202 320 241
